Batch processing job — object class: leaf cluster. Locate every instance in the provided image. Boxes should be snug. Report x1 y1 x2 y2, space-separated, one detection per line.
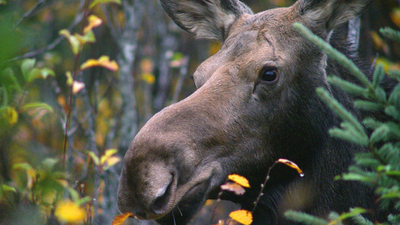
288 24 400 225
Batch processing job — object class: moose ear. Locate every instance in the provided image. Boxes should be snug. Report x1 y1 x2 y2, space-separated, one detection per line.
160 0 253 42
297 0 372 32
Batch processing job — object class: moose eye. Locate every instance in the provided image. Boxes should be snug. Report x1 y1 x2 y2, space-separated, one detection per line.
260 68 278 83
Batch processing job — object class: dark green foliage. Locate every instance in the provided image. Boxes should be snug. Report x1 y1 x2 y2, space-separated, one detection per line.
287 24 400 225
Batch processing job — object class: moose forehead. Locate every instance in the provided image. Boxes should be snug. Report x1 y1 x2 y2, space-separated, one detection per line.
226 7 298 53
194 7 300 85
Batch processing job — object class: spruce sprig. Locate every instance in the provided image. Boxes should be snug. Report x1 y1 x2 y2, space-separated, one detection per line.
286 23 400 225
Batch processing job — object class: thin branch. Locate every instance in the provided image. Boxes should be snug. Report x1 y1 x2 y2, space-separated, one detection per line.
101 5 121 42
14 0 48 28
172 57 189 104
10 0 86 61
62 0 91 168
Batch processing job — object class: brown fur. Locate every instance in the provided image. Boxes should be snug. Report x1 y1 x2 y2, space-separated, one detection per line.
118 0 374 224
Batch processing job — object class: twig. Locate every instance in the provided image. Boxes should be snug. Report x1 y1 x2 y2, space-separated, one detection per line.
14 0 48 28
10 0 86 61
251 161 279 214
62 0 91 168
172 57 189 104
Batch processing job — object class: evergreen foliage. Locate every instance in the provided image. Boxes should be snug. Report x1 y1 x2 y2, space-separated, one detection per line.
286 23 400 225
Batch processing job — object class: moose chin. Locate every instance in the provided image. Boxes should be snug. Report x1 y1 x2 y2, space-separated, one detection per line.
118 0 377 224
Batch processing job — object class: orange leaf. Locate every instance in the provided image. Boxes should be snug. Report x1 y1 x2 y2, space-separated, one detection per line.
220 182 246 195
140 58 154 73
277 158 304 176
81 56 119 71
228 174 250 188
229 210 253 225
390 8 400 28
112 212 133 225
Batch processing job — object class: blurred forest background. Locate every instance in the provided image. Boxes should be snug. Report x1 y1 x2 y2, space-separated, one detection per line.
1 0 400 224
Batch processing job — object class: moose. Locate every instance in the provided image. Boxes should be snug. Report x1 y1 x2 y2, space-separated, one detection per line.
118 0 376 224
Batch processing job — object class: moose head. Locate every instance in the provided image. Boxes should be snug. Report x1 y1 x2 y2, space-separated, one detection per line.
118 0 373 224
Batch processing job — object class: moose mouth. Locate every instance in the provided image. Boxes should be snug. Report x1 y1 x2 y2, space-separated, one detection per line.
155 181 213 224
121 161 225 223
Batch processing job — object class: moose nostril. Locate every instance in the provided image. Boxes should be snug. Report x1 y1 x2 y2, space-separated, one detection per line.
152 178 174 214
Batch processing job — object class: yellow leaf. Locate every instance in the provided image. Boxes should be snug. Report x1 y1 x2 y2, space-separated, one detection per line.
229 210 253 225
100 149 118 165
3 106 18 125
209 41 222 56
66 71 73 86
26 168 36 189
328 220 339 225
80 56 119 71
277 158 304 176
228 174 250 188
141 73 155 84
106 156 121 168
55 200 86 223
84 15 103 34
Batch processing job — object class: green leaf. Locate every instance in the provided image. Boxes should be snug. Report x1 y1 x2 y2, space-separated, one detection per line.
89 0 121 9
13 162 34 171
1 68 21 92
27 68 55 82
354 100 383 111
388 83 400 108
388 69 400 82
22 102 53 114
351 213 373 225
336 173 377 184
372 63 385 88
78 30 96 44
370 124 390 143
0 87 7 108
329 127 369 146
293 23 372 89
317 87 368 145
380 191 400 199
0 0 7 5
87 151 100 166
327 76 368 97
59 30 81 55
1 184 16 193
337 208 368 221
374 87 387 103
385 106 400 121
362 117 382 129
67 187 80 203
380 27 400 44
284 210 328 225
76 196 91 206
385 171 400 176
41 158 59 172
21 58 36 82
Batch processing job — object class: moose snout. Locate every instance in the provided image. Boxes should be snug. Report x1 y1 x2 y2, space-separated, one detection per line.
117 162 177 219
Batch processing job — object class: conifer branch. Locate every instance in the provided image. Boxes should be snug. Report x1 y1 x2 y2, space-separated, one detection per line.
293 23 373 90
